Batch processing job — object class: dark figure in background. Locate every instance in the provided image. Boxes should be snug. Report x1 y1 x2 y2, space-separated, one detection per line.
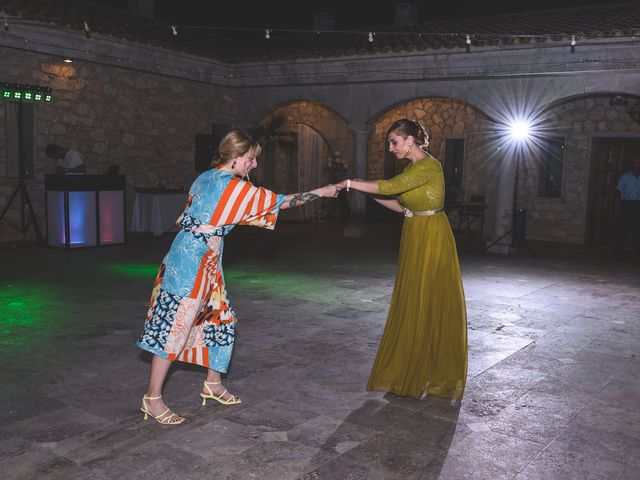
613 158 640 256
46 144 86 174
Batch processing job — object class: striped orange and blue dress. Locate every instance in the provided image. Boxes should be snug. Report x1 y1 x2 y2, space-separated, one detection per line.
136 166 285 372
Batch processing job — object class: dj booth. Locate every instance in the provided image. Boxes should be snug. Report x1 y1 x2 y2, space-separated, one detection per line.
45 174 126 248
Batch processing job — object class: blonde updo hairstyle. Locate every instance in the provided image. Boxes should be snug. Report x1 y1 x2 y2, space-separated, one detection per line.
213 130 262 167
387 119 430 153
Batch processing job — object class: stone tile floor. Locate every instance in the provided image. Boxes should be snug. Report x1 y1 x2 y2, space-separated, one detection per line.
1 222 639 479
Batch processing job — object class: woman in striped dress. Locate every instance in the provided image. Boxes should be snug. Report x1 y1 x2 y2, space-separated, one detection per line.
137 130 339 424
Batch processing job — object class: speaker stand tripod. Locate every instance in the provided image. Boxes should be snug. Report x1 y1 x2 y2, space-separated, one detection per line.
0 101 43 243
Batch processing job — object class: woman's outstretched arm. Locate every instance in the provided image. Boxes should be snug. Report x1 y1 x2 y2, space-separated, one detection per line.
344 179 379 195
280 184 339 210
336 180 402 212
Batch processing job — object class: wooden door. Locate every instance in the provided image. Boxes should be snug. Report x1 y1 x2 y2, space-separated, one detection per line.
589 138 640 244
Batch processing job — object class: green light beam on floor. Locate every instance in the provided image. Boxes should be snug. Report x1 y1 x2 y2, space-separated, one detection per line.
103 263 339 301
103 263 160 278
224 268 333 299
0 282 65 349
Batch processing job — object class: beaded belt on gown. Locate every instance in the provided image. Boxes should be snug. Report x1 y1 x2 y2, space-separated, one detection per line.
403 207 444 217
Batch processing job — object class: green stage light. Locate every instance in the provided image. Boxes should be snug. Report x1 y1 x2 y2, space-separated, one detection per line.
1 82 53 102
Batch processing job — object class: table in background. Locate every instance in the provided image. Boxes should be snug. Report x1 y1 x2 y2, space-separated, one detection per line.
131 189 186 236
456 202 487 235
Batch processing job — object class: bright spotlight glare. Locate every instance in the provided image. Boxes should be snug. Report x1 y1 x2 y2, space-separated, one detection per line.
509 121 531 141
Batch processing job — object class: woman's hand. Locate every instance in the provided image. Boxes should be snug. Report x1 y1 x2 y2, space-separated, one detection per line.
335 180 348 191
341 179 380 195
316 184 340 198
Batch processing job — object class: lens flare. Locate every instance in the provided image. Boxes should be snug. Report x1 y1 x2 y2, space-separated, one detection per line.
509 121 531 141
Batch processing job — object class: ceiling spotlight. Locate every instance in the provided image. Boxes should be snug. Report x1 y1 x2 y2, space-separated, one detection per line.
63 58 73 63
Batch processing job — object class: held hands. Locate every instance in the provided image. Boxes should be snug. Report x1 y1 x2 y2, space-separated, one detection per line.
335 180 348 191
336 179 365 192
317 183 341 198
316 179 364 198
336 179 378 195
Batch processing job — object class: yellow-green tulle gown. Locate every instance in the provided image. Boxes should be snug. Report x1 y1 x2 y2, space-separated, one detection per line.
367 156 467 400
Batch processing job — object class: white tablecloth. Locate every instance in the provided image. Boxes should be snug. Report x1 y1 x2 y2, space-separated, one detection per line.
131 192 186 236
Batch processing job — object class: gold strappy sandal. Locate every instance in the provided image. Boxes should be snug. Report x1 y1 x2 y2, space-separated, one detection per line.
200 381 241 406
140 395 185 425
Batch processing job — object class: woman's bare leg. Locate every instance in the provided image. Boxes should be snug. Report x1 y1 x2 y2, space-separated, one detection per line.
141 355 183 421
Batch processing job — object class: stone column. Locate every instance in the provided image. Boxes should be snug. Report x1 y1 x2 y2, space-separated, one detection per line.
343 124 369 237
487 151 517 254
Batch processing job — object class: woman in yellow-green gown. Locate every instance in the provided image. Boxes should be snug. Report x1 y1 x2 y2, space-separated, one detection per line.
342 119 467 400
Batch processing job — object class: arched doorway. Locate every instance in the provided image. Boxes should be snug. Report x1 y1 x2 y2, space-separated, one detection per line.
255 102 351 221
256 122 332 221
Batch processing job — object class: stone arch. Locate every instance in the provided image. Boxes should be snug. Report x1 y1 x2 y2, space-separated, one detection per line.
258 100 351 141
368 94 497 128
254 100 352 220
542 91 640 114
367 97 495 205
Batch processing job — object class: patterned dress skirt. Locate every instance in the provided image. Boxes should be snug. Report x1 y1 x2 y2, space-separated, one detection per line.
136 229 237 373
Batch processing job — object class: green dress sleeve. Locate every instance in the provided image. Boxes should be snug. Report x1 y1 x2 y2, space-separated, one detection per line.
378 158 439 195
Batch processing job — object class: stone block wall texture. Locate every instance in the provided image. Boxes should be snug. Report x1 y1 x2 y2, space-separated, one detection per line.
256 102 353 189
368 96 640 244
3 46 639 245
0 47 237 242
517 96 640 243
369 98 492 191
369 98 495 231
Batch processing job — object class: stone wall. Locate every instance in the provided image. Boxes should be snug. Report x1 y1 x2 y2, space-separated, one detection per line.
366 96 640 244
368 98 495 227
516 96 640 243
4 46 639 245
369 98 492 191
0 46 237 242
257 102 353 188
